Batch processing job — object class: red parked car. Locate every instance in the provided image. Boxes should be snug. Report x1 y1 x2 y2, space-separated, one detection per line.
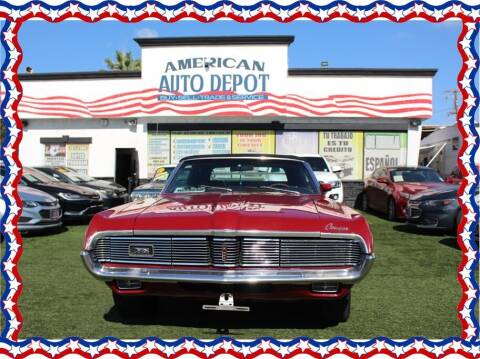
81 154 375 323
362 166 449 220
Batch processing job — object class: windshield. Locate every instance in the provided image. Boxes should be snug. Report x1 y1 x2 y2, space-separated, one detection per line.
390 169 444 183
165 158 318 194
23 168 59 184
152 167 175 183
303 157 329 172
56 167 94 182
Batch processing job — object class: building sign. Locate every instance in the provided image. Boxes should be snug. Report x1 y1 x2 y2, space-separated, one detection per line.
147 131 170 177
44 144 66 166
232 130 275 154
276 131 318 155
171 131 231 164
319 131 364 180
66 144 89 174
159 57 270 101
364 132 407 177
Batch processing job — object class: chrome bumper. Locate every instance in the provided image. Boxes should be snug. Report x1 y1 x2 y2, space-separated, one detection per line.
80 251 375 285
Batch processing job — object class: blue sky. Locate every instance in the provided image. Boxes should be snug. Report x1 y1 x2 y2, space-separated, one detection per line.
15 20 462 125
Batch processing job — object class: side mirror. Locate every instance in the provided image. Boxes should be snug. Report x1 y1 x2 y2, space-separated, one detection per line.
320 182 333 192
331 165 343 174
377 176 389 184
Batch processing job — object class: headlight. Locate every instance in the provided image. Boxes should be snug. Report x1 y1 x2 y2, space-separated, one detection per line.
399 192 411 199
424 199 453 206
96 189 114 199
58 192 85 201
23 201 38 208
328 181 341 189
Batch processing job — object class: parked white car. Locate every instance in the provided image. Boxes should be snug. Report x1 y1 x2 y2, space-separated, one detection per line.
295 154 344 202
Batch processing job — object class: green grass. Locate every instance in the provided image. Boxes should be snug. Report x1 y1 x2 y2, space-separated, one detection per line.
2 213 462 339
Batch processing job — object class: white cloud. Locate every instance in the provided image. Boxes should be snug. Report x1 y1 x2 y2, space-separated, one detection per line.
135 28 158 38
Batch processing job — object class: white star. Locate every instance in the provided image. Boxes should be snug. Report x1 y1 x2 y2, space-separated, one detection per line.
9 88 20 100
393 9 404 21
4 222 15 235
467 287 477 298
460 152 471 164
88 9 99 21
375 3 385 15
125 345 137 357
9 48 20 61
48 9 60 20
67 339 79 351
336 4 348 15
298 3 309 15
317 344 330 357
466 134 477 146
466 58 477 69
29 340 42 352
68 3 80 14
466 23 477 31
278 345 290 357
460 306 471 318
240 8 250 20
202 345 215 357
460 229 472 242
106 340 118 352
259 3 270 15
125 8 136 21
3 260 14 272
432 345 444 357
9 126 20 138
8 164 19 176
145 3 156 15
465 326 477 338
393 345 404 356
317 9 329 21
222 340 233 352
9 9 22 20
48 345 59 356
3 146 14 158
465 96 477 108
183 340 195 352
106 3 117 16
239 345 250 356
355 8 366 20
298 339 310 352
466 172 477 184
221 4 232 15
460 77 471 89
413 340 424 351
355 345 366 356
451 4 462 15
432 9 444 21
469 345 480 356
460 114 471 126
466 210 476 223
3 298 14 310
413 3 424 15
278 8 290 21
459 37 471 49
459 266 470 278
164 345 175 357
3 107 14 120
336 340 348 352
466 248 476 260
3 68 14 81
144 340 157 352
9 317 20 330
87 345 99 356
469 9 480 20
9 345 21 357
3 30 15 42
30 3 42 15
200 8 214 20
260 340 271 352
9 203 21 217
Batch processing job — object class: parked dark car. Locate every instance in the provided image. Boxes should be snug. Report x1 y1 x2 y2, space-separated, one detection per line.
1 166 104 221
130 165 176 201
406 185 461 232
35 166 128 208
362 166 450 220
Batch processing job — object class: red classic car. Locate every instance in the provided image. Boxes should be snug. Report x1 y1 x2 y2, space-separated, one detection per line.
81 155 375 323
362 166 450 220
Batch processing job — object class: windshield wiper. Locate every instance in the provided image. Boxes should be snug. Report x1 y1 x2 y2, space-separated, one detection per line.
259 186 300 194
202 185 233 192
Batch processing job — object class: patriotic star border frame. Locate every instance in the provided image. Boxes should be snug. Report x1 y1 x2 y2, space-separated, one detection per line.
0 1 478 357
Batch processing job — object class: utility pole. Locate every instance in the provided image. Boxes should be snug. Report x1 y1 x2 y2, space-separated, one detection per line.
445 89 460 118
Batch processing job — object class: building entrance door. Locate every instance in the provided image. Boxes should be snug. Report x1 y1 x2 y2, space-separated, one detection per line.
115 148 139 193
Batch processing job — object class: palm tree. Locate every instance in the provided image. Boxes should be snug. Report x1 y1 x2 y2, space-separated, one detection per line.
105 51 141 71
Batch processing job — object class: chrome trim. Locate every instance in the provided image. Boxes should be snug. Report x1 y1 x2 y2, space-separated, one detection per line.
81 250 375 285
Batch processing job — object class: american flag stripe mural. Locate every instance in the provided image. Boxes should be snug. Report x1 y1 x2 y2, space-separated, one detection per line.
6 90 433 118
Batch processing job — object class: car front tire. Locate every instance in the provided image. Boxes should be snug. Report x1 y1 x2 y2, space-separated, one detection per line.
361 192 369 211
387 198 396 221
324 293 351 324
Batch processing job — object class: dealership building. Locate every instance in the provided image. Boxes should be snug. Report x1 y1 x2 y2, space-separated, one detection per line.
17 36 436 204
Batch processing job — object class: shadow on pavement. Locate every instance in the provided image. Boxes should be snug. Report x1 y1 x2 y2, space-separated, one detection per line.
438 237 460 250
21 225 68 238
393 224 448 237
103 299 338 332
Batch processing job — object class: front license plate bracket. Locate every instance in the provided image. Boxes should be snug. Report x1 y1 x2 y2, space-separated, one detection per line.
202 293 250 312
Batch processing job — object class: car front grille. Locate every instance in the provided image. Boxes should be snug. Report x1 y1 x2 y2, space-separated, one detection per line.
92 236 364 268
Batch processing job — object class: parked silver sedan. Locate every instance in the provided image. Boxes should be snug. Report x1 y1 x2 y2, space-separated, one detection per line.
18 185 62 232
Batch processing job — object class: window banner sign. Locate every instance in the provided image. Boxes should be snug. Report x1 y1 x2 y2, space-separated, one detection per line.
319 131 364 180
66 144 89 174
147 131 171 178
44 143 66 167
232 130 275 154
171 131 231 164
275 131 318 155
364 132 407 177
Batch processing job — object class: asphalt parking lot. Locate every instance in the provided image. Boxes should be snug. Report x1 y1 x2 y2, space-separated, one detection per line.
2 212 461 339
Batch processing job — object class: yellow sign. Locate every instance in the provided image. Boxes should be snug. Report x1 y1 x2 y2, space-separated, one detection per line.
232 130 275 154
319 131 364 180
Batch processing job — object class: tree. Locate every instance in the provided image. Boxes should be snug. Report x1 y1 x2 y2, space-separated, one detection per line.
105 51 141 71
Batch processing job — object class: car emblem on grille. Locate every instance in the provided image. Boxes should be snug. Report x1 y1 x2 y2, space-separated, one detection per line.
221 245 228 262
128 244 154 257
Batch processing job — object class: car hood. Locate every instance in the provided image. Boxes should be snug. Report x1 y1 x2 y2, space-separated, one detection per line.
32 182 99 196
396 182 450 195
19 185 57 202
313 171 339 182
410 185 458 201
88 193 373 252
77 180 126 192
